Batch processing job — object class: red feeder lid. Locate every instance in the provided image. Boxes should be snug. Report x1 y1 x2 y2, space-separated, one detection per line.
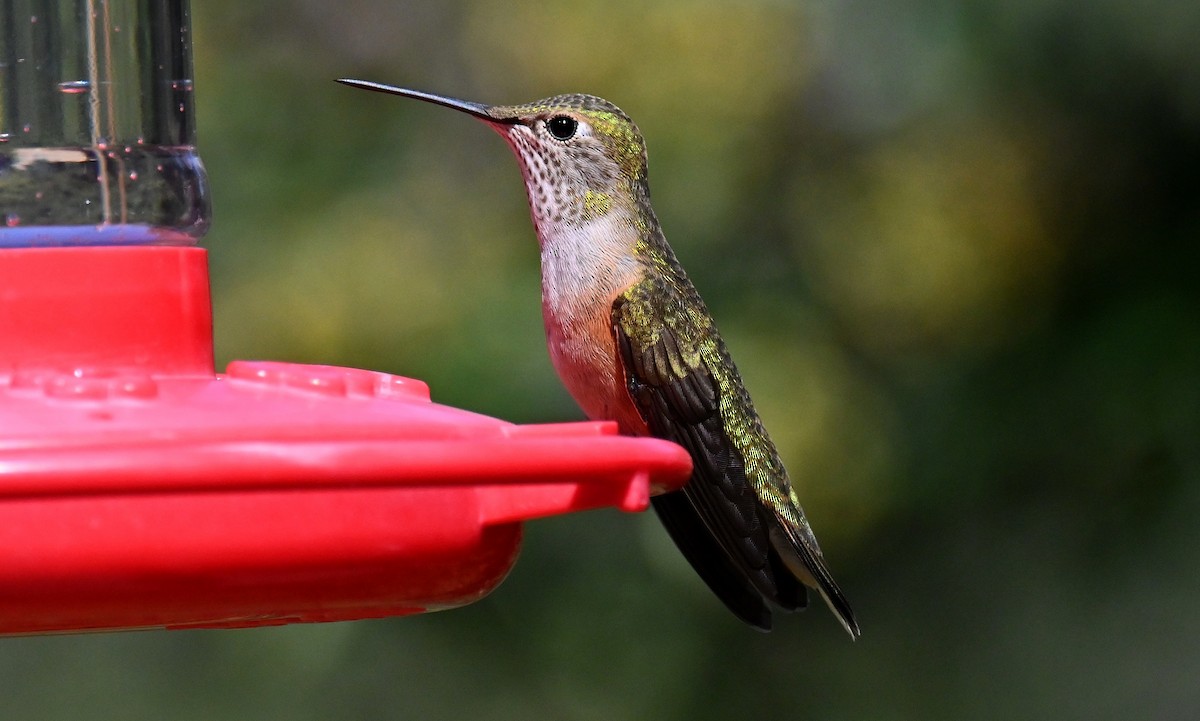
0 246 691 635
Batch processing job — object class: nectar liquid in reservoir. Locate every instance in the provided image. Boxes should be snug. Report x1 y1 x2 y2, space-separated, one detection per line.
0 0 209 246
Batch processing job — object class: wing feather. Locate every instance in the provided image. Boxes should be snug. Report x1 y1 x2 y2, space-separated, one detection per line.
612 295 806 625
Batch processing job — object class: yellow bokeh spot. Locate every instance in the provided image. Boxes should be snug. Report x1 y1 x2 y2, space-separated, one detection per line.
792 116 1061 358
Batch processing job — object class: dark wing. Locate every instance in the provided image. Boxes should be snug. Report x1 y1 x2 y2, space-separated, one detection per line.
611 296 805 631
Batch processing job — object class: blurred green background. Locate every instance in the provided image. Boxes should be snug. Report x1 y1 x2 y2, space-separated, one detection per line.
4 0 1200 718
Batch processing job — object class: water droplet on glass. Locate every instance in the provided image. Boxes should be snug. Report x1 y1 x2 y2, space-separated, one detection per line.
5 214 20 228
58 80 90 94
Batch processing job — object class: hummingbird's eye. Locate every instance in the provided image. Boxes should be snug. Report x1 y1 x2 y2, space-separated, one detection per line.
546 115 578 141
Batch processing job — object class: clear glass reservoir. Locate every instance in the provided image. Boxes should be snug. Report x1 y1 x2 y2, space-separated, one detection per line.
0 0 209 246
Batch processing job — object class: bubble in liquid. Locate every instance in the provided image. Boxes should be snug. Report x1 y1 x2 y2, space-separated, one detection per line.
59 80 91 94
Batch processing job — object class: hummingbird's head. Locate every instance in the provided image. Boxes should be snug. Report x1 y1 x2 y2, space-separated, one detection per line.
481 93 648 228
336 80 649 230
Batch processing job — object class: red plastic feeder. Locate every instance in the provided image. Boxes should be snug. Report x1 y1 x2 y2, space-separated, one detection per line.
0 246 691 634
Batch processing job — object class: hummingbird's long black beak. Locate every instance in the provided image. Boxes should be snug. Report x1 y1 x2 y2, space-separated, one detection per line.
335 79 516 124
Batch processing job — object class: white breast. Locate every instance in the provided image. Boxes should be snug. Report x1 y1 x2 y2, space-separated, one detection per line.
534 211 644 426
537 211 640 321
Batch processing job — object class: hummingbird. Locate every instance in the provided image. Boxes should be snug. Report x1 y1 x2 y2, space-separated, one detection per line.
336 78 859 637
